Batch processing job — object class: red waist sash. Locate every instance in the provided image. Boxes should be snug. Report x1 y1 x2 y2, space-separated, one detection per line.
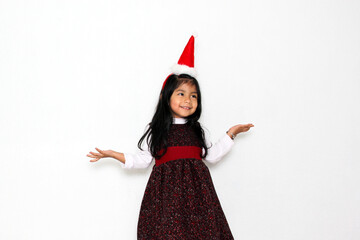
155 146 202 166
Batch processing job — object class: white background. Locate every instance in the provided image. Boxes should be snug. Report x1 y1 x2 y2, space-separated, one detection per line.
1 0 359 239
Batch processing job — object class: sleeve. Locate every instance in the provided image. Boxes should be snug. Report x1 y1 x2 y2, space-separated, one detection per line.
119 125 154 169
203 131 235 164
122 147 153 169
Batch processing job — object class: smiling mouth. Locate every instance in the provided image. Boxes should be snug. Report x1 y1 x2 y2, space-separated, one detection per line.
181 106 192 110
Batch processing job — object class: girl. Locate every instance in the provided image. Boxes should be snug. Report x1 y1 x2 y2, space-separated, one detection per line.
87 36 254 239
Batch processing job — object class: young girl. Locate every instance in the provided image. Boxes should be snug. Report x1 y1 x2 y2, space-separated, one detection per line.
87 36 254 239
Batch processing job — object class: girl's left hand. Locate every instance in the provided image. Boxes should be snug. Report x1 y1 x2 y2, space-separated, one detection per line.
227 123 254 137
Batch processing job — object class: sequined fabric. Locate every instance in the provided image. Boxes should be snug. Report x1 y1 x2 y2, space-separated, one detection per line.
137 124 234 239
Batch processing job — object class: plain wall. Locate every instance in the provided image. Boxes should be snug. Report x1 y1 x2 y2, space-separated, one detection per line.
1 0 359 239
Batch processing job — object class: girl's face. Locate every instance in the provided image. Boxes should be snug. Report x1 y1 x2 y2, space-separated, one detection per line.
169 82 198 118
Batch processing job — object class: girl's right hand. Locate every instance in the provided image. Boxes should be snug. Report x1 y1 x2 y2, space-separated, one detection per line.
87 147 115 162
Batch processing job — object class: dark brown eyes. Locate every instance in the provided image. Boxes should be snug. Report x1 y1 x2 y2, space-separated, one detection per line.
176 93 197 99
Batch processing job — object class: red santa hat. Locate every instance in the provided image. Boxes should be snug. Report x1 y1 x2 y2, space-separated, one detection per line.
162 35 197 90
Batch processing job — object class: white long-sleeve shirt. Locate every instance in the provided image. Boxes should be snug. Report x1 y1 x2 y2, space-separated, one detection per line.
121 118 234 169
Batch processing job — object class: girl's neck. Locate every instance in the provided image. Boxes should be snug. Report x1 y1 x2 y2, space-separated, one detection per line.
173 117 187 124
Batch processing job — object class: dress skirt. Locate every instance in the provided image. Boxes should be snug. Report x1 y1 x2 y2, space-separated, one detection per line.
137 158 234 240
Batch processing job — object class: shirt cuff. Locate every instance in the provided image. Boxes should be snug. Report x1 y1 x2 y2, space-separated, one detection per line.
222 133 235 146
121 153 134 169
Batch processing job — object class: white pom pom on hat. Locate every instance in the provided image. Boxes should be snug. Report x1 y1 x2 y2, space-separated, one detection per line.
162 35 197 90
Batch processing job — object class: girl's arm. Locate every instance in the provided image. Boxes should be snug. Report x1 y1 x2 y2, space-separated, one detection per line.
121 126 154 168
87 125 154 169
203 133 234 163
203 123 254 163
88 146 153 169
122 148 153 169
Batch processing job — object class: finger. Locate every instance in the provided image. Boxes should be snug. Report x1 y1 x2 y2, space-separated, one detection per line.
90 158 100 162
243 125 253 130
240 127 250 133
95 147 105 154
95 147 103 152
90 151 103 157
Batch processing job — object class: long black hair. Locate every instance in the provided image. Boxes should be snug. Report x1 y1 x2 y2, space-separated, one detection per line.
138 74 208 159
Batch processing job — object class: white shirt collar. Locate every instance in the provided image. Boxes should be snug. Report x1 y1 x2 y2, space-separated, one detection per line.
173 118 187 124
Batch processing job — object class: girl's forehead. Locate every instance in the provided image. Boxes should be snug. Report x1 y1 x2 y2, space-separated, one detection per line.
176 81 197 91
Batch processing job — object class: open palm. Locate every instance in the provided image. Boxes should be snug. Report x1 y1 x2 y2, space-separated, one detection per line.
87 148 114 162
229 123 254 135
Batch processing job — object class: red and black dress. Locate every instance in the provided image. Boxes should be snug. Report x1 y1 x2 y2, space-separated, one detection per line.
136 123 234 239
